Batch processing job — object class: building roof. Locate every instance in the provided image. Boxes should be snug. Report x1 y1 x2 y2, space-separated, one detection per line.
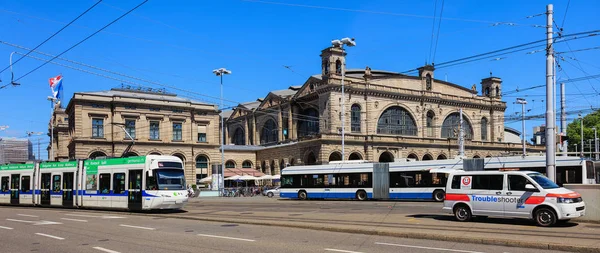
504 127 522 136
345 69 407 78
220 110 234 118
271 88 297 97
75 88 214 106
240 101 261 110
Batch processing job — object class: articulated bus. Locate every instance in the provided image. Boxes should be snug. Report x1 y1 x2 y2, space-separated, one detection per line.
0 155 188 210
280 156 596 201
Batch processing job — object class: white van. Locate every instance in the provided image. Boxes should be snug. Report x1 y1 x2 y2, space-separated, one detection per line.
443 170 585 227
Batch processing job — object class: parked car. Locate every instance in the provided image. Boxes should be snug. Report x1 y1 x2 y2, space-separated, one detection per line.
265 187 280 198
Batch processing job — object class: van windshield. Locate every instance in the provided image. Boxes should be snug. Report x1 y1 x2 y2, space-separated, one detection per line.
527 173 559 189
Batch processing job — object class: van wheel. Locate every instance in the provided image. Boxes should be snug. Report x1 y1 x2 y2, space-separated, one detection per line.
433 190 445 202
356 190 368 201
267 192 274 198
298 191 308 200
454 205 472 222
535 207 557 227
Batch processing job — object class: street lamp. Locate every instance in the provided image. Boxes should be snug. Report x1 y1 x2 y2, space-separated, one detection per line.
579 114 584 158
516 98 527 157
331 37 355 162
9 52 20 87
212 68 231 194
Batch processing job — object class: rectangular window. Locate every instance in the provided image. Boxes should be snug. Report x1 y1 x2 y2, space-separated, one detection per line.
52 175 61 193
146 172 157 190
150 121 160 140
113 173 126 194
99 173 111 194
91 104 104 108
125 105 136 110
451 175 460 189
125 119 136 139
64 117 69 123
472 175 503 190
173 109 183 113
508 175 533 191
149 108 160 112
197 125 207 142
1 177 8 192
92 118 104 138
172 122 182 141
20 176 31 193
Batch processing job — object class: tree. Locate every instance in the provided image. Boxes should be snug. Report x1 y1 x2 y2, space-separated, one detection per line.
566 110 600 153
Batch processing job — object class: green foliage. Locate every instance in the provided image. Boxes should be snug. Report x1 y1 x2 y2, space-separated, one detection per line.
566 110 600 152
191 184 197 190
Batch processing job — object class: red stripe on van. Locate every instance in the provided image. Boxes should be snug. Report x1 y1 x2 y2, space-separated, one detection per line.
524 196 546 204
445 193 470 201
546 192 581 198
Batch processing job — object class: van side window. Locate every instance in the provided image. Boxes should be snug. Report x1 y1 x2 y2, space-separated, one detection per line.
508 175 532 191
472 175 503 190
451 176 460 189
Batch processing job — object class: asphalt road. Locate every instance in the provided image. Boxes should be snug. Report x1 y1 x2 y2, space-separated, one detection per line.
0 205 570 253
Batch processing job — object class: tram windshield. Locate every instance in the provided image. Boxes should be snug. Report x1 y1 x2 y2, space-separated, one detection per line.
154 169 186 190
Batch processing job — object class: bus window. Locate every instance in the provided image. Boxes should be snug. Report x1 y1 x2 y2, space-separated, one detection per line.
52 175 61 193
99 173 111 194
1 177 8 192
281 175 294 187
311 174 324 187
113 173 125 194
20 176 31 193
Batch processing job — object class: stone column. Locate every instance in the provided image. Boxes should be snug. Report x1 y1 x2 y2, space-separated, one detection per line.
291 106 299 140
253 115 258 145
278 106 283 142
244 117 249 145
273 161 280 175
287 106 293 140
264 160 271 175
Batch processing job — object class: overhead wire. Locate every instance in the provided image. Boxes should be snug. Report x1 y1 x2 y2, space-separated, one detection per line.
427 0 439 64
431 0 445 63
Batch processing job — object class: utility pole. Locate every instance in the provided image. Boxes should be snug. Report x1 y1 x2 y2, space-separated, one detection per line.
458 108 465 158
560 82 567 156
594 127 599 160
47 96 57 161
516 98 527 157
579 114 584 158
545 4 556 181
212 68 231 194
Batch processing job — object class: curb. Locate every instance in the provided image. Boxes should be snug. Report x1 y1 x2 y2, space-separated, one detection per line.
143 213 600 253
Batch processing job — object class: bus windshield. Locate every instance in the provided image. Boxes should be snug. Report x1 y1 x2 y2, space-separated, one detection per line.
528 173 559 189
155 169 185 190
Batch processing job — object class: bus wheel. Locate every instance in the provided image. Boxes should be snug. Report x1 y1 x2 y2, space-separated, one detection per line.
534 207 557 227
433 190 445 202
356 190 367 201
454 204 472 222
298 191 308 200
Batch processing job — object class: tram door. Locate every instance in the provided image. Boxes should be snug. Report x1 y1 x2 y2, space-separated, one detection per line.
41 173 51 205
10 174 19 205
62 172 74 207
128 170 143 211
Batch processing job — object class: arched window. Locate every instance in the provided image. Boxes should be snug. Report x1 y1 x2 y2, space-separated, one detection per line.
351 104 361 133
481 117 488 141
280 159 286 170
289 157 295 166
270 160 276 175
441 112 473 139
495 86 500 97
261 119 278 144
225 160 236 168
305 152 317 165
329 152 342 162
422 154 433 160
377 106 417 136
437 154 447 160
473 155 481 159
298 108 319 138
323 61 329 75
379 152 394 162
124 152 138 158
89 151 107 159
407 153 419 160
261 161 266 173
195 155 208 169
172 153 185 164
335 59 342 74
349 152 362 160
426 110 435 137
242 160 253 168
232 127 245 145
425 73 432 90
485 87 490 96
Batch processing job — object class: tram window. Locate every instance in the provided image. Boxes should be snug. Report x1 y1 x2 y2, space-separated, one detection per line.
146 172 157 190
20 176 31 193
113 173 125 194
52 175 61 193
1 177 8 192
99 173 111 194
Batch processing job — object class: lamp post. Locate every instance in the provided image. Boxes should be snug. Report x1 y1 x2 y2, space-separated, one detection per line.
516 98 527 157
579 114 583 158
212 68 231 194
47 96 57 161
594 127 599 160
9 52 20 87
331 37 355 162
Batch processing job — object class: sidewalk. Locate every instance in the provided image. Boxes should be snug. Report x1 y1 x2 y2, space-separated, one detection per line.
146 198 600 253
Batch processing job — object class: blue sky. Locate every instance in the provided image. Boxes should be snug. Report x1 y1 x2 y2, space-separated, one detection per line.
0 0 599 158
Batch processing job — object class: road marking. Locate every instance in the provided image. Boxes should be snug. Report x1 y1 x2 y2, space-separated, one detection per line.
17 214 38 217
6 219 62 226
197 233 255 242
0 226 13 230
61 218 88 222
93 247 121 253
119 224 156 230
375 242 486 253
324 249 365 253
65 214 125 219
35 233 65 240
